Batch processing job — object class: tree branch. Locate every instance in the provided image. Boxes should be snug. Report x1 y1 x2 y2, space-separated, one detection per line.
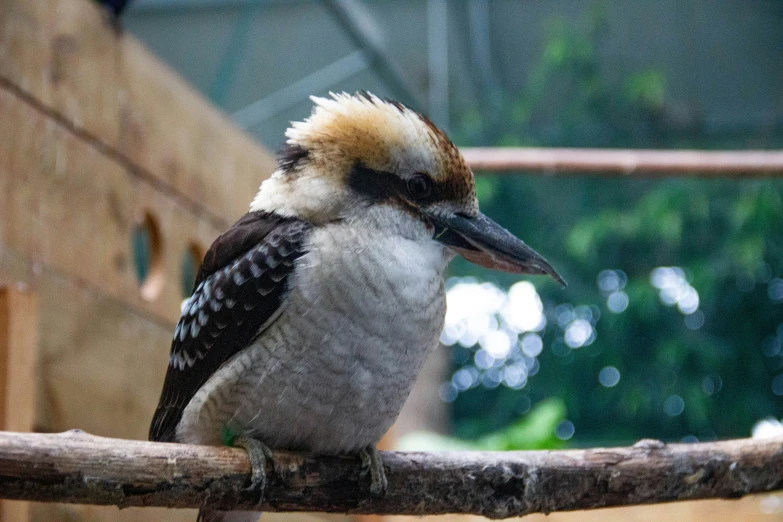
1 430 782 518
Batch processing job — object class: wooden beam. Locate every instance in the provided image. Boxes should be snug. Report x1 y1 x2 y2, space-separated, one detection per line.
0 286 39 522
462 148 783 176
1 431 783 517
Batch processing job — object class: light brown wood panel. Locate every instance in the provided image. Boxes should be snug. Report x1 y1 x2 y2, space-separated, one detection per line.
0 285 38 522
30 271 197 522
0 86 224 326
0 246 168 437
32 506 346 522
0 250 31 288
0 496 29 521
35 273 168 438
0 248 193 521
0 286 39 433
31 504 198 522
0 0 276 223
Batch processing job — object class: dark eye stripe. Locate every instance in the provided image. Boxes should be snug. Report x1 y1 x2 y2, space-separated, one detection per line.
348 163 447 205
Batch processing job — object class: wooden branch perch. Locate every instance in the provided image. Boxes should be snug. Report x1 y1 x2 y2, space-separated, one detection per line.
1 431 783 518
461 148 783 176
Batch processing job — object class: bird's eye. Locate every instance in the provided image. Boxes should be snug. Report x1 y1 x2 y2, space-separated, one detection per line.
407 174 432 199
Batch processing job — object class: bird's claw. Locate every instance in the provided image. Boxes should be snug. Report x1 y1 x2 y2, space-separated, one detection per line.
359 445 388 497
233 436 274 508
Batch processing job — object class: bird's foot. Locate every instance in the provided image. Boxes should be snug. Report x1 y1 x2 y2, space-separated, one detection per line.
233 436 275 508
359 445 388 497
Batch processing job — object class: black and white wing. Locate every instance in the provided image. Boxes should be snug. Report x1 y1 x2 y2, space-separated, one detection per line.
149 211 311 442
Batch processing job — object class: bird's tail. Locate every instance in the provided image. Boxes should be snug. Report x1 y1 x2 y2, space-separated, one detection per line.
197 509 263 522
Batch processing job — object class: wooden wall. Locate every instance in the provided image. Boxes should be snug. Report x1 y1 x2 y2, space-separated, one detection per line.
0 0 276 519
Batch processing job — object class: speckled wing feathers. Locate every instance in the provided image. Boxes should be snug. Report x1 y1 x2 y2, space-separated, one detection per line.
149 212 311 442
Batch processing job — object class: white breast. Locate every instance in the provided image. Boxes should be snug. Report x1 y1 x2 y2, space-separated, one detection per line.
177 208 451 453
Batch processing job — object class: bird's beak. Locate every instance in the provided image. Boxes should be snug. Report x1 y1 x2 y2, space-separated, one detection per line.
430 212 566 286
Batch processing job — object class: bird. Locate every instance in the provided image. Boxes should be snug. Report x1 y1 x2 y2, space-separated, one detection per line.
149 92 564 521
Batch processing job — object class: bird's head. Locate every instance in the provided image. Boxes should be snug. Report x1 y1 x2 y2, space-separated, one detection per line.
251 92 564 284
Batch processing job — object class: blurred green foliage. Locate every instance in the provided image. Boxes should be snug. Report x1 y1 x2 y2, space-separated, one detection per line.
447 4 783 446
472 398 568 450
399 399 567 451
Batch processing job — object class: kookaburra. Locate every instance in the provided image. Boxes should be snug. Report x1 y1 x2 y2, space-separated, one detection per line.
150 92 563 521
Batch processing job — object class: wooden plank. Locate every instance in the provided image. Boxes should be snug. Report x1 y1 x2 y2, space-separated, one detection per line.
31 504 197 522
34 273 169 438
29 269 198 522
0 286 38 433
0 284 38 522
0 250 191 449
0 86 223 327
0 0 276 223
0 249 194 521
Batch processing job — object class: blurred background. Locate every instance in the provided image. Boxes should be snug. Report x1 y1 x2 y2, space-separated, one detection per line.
2 0 783 521
123 0 783 450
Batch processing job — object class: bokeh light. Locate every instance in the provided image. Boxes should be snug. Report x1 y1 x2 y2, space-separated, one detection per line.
769 278 783 303
564 319 595 348
555 420 575 440
771 374 783 396
606 291 629 313
650 266 700 315
599 270 630 314
684 310 705 330
440 277 549 399
753 417 783 439
663 394 685 416
598 366 621 387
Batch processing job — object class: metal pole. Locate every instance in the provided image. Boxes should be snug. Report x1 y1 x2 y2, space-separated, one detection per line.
461 148 783 176
131 0 297 11
232 50 369 129
427 0 448 129
323 0 426 111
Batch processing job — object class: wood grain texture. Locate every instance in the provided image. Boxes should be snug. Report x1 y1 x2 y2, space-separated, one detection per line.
0 0 276 223
0 79 243 518
0 287 38 433
0 286 38 522
0 431 782 518
0 87 222 326
0 235 198 522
